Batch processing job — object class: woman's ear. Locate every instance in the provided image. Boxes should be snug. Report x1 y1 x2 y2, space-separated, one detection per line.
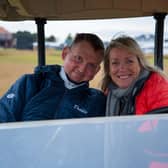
62 47 70 60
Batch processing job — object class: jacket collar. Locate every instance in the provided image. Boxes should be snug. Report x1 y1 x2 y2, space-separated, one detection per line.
59 67 86 89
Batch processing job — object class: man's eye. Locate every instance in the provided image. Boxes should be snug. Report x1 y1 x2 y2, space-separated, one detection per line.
74 55 82 62
87 64 98 71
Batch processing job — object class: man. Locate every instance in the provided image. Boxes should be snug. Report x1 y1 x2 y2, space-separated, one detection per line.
0 33 106 122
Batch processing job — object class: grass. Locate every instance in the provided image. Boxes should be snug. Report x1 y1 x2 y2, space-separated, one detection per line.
0 48 168 96
0 48 62 64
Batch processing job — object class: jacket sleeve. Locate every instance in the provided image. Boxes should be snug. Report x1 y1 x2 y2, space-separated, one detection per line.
0 74 40 122
136 73 168 114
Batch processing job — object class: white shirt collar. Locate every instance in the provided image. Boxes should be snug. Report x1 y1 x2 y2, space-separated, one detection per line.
59 67 85 89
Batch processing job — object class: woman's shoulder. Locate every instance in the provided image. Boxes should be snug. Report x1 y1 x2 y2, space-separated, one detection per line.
147 72 168 85
142 71 168 94
136 71 168 114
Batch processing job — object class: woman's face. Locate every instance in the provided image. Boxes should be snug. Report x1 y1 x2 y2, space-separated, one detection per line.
109 47 141 89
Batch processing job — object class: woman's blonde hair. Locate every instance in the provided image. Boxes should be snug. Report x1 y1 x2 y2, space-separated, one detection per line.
101 35 167 91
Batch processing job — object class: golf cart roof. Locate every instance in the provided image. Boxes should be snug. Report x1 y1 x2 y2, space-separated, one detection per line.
0 0 167 21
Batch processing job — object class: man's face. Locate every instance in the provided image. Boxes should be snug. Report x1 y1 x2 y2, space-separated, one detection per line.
62 41 103 83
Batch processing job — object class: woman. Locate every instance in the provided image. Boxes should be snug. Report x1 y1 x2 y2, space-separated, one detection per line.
101 35 168 116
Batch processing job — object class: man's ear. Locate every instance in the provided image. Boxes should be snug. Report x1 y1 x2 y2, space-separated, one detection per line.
62 47 70 60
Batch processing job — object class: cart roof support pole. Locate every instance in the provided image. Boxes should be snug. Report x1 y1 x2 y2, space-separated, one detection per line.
35 18 46 66
153 13 167 69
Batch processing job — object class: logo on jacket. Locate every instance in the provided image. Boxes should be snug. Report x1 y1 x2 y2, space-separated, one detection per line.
74 105 88 114
6 93 15 99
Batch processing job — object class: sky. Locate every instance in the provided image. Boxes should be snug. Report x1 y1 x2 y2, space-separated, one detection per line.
0 16 167 43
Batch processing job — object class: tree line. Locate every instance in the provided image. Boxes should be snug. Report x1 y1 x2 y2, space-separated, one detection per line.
13 31 73 50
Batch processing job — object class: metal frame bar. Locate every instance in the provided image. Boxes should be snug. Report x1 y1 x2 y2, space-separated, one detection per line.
35 18 46 66
153 13 167 69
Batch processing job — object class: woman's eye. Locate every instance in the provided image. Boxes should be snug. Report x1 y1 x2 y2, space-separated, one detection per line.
127 59 134 64
111 62 118 65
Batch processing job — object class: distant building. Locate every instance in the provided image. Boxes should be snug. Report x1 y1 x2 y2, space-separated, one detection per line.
0 26 15 48
135 34 168 55
33 41 64 50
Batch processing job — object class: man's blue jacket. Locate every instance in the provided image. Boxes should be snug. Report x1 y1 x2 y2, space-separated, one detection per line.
0 65 106 122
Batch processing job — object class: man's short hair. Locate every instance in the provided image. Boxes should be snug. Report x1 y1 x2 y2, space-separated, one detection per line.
71 33 104 52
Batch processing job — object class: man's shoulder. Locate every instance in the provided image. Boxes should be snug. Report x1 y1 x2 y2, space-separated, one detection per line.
145 72 168 89
89 87 103 93
17 64 61 85
34 64 61 74
11 72 44 92
17 73 41 83
88 88 106 99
